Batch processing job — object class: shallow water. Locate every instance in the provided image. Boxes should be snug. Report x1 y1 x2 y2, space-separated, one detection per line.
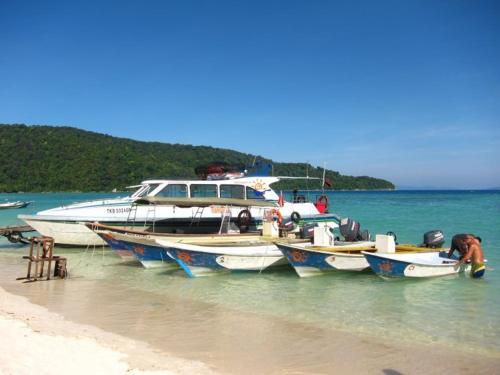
1 191 499 371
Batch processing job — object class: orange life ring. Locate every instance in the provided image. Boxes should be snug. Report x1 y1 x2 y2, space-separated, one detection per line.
270 208 283 225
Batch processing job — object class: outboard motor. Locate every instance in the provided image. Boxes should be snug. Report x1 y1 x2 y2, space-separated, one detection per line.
300 223 316 239
280 218 295 232
360 229 371 242
423 230 445 248
339 218 361 242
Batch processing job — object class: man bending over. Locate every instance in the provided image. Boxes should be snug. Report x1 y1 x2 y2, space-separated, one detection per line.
448 234 485 279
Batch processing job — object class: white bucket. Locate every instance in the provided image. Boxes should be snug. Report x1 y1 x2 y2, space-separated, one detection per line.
375 234 396 253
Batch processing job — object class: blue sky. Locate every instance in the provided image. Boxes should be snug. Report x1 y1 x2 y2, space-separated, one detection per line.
1 0 499 188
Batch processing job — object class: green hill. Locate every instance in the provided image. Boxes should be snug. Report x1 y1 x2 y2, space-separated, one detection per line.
0 124 394 192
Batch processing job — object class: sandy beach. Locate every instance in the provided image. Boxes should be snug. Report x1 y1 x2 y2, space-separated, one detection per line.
0 286 214 375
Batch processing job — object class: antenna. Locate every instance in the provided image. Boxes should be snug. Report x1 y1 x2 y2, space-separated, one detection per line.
322 162 326 194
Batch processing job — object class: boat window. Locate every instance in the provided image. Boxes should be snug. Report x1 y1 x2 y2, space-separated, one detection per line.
190 184 218 198
246 187 265 200
144 184 161 196
155 184 188 198
220 185 244 199
130 186 147 198
132 184 160 197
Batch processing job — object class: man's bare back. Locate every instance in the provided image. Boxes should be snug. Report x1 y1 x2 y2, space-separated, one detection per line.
449 234 485 278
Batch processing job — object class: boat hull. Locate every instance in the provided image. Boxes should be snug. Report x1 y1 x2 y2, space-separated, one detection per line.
21 216 262 246
94 231 136 261
158 240 285 277
363 251 472 278
0 201 31 209
275 241 374 277
24 219 108 246
95 231 177 268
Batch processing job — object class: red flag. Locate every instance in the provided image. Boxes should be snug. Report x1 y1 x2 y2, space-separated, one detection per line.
323 178 332 188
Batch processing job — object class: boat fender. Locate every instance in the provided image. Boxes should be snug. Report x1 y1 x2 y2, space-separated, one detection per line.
291 211 301 223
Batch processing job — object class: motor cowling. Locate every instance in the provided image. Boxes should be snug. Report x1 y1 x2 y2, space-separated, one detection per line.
339 218 361 242
423 230 445 248
300 223 316 239
280 218 295 232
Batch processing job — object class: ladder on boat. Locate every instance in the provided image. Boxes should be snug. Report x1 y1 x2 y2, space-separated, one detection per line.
219 206 233 234
190 207 204 227
126 203 156 231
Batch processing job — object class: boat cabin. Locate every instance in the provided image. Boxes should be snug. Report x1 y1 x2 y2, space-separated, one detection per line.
129 177 281 202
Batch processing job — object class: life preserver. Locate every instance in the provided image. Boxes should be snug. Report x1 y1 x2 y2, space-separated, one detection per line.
315 195 329 213
291 211 301 224
270 208 283 225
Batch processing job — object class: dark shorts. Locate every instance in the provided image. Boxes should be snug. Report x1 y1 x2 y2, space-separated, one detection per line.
471 263 486 279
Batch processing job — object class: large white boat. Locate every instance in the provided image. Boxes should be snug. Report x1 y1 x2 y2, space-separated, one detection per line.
19 171 330 246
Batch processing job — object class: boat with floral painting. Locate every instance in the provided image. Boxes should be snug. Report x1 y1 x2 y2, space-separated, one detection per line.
89 221 263 267
276 225 447 277
157 238 288 277
362 251 472 278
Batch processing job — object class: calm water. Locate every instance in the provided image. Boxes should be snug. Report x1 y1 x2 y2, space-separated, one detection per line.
1 191 499 370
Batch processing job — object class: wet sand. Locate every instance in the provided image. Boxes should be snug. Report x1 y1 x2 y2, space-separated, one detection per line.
0 286 214 375
1 262 499 375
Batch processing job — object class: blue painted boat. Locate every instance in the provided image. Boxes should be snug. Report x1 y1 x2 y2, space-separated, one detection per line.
89 222 262 266
94 230 177 268
362 251 471 278
157 239 286 277
275 240 376 277
109 233 177 269
94 230 137 261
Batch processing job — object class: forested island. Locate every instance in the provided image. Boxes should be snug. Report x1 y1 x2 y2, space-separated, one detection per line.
0 124 394 192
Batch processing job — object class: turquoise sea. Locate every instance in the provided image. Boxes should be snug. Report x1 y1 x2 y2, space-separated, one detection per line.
0 190 499 371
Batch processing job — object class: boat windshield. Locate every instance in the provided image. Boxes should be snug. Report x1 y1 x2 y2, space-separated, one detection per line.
130 184 161 198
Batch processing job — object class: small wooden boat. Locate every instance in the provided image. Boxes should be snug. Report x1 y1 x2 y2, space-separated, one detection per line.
105 232 178 269
275 230 447 277
157 239 287 277
0 200 32 209
362 251 471 278
88 222 262 265
274 240 376 277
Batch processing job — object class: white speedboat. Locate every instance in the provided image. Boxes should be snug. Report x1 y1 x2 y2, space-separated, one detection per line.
0 201 32 209
19 170 330 246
